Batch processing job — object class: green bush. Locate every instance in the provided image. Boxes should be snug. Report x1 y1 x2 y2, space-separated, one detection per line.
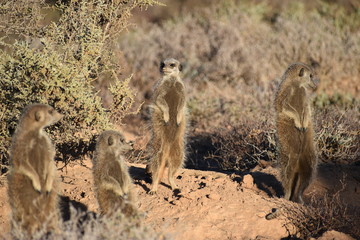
0 0 159 171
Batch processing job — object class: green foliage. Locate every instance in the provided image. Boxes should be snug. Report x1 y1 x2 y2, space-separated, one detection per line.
315 92 359 109
0 0 160 169
318 1 360 31
109 74 137 124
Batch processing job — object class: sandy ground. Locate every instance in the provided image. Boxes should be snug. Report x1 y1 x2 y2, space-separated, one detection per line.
0 156 359 239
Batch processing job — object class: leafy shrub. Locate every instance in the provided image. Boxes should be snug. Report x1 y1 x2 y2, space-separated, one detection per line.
0 0 159 171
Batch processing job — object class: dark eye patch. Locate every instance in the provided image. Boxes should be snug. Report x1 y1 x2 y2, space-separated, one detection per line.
170 63 176 68
299 68 305 77
108 136 114 146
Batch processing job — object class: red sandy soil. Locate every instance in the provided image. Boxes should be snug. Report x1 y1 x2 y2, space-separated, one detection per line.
0 154 359 239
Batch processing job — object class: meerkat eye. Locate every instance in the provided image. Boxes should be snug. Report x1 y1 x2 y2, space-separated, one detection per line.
310 73 313 78
170 63 175 68
160 62 165 68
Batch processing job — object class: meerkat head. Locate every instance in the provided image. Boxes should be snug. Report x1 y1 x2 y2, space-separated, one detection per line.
159 58 182 77
285 63 320 92
20 104 63 131
96 130 132 158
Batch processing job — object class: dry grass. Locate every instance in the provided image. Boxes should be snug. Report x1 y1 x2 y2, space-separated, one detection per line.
120 1 360 96
5 206 162 240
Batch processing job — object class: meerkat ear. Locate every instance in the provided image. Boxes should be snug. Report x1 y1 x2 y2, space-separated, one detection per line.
299 68 305 77
34 111 43 122
108 136 114 146
179 63 183 72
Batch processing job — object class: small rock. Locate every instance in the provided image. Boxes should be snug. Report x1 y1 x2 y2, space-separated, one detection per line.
242 174 255 189
207 193 221 201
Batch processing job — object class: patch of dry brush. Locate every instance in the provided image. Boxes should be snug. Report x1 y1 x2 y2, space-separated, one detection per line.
278 180 359 239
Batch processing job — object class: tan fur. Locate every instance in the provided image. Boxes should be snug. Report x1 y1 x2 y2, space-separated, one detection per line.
275 62 319 203
93 130 137 217
7 104 63 236
147 58 187 194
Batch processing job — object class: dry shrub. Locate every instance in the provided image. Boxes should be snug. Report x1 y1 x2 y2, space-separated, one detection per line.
207 119 276 171
0 0 159 170
278 180 359 239
315 106 360 165
185 116 276 171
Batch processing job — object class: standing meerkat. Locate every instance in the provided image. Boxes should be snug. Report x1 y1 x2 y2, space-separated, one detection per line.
147 58 187 194
7 103 63 236
275 62 319 204
93 130 137 216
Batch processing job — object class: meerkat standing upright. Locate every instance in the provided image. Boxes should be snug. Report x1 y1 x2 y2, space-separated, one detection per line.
7 104 63 236
147 58 187 194
275 62 319 203
93 130 137 216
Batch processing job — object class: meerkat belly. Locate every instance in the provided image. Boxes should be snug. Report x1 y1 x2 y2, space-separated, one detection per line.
165 87 181 122
277 117 302 153
29 136 51 186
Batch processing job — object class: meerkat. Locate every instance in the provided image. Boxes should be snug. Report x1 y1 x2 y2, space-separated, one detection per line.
7 103 63 236
93 130 137 217
147 58 187 194
275 62 319 204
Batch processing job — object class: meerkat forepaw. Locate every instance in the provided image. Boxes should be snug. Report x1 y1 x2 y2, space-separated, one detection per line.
32 180 42 192
163 114 169 123
176 115 182 126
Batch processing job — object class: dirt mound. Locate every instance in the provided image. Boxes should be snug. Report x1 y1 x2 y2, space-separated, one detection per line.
0 159 358 239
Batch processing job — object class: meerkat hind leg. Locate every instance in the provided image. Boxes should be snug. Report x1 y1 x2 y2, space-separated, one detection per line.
168 144 183 192
168 165 179 191
149 150 167 195
284 171 299 201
